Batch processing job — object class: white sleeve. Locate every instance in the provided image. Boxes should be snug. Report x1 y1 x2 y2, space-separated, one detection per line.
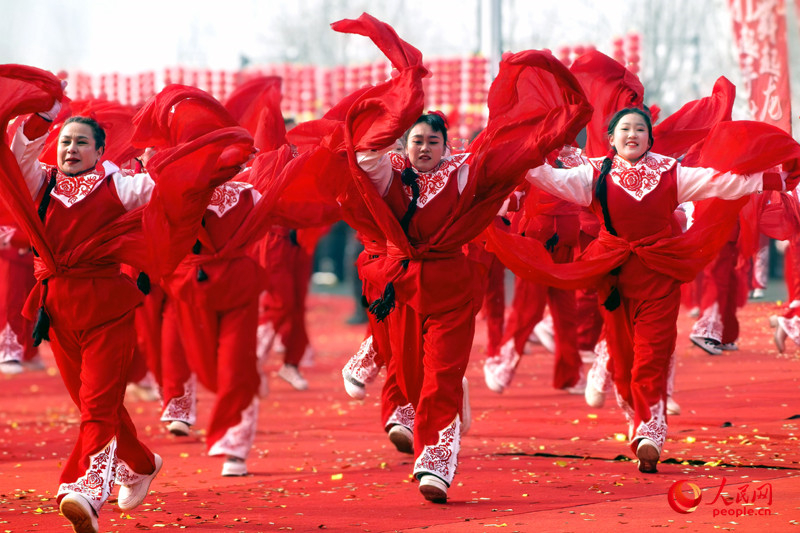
10 124 48 199
113 172 156 211
676 165 765 203
356 147 394 197
525 163 594 207
456 163 469 194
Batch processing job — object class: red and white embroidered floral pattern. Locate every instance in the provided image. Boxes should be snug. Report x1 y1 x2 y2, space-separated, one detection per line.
483 338 521 390
413 417 461 486
586 339 614 394
160 374 197 425
0 323 24 363
589 153 676 201
386 403 416 432
633 399 667 452
690 302 723 343
58 438 117 513
207 181 253 217
208 397 259 459
114 457 150 487
342 335 381 386
389 152 469 208
49 164 108 207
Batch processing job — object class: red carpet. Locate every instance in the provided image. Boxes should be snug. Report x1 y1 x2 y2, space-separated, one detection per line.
2 294 799 532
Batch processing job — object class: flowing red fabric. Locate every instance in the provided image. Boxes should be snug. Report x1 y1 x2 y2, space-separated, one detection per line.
568 51 644 157
223 76 286 152
330 13 423 73
337 40 592 306
131 84 240 148
651 77 735 158
0 65 64 274
273 14 429 232
138 129 255 279
759 191 800 240
487 119 800 288
130 85 255 279
39 99 141 166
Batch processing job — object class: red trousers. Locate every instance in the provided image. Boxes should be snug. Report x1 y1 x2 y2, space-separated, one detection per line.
785 235 800 302
481 254 506 357
50 311 156 503
260 235 312 366
576 287 603 351
602 288 680 449
0 249 36 363
160 297 193 408
128 284 166 384
175 297 260 455
386 302 473 453
694 241 740 344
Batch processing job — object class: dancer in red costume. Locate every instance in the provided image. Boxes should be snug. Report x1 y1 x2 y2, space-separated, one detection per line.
310 14 591 503
0 225 38 374
484 183 584 394
689 221 743 354
0 66 254 533
489 106 800 474
257 225 314 390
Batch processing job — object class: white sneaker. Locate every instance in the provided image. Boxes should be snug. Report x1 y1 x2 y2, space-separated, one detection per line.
278 364 308 391
418 474 448 503
584 383 606 408
460 377 471 435
342 374 366 400
118 454 162 510
718 342 738 351
751 288 765 299
666 395 681 416
167 420 190 436
388 424 414 454
483 340 520 394
60 492 98 533
0 360 24 375
636 438 660 473
222 457 248 476
689 335 722 356
533 320 556 353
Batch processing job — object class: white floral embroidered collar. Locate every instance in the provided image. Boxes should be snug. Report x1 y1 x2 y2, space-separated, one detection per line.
389 152 469 208
589 152 676 201
51 160 118 207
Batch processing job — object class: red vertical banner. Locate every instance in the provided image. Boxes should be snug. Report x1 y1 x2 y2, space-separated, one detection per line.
729 0 792 133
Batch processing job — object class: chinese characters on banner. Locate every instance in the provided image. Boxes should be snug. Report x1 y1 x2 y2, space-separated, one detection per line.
729 0 792 133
